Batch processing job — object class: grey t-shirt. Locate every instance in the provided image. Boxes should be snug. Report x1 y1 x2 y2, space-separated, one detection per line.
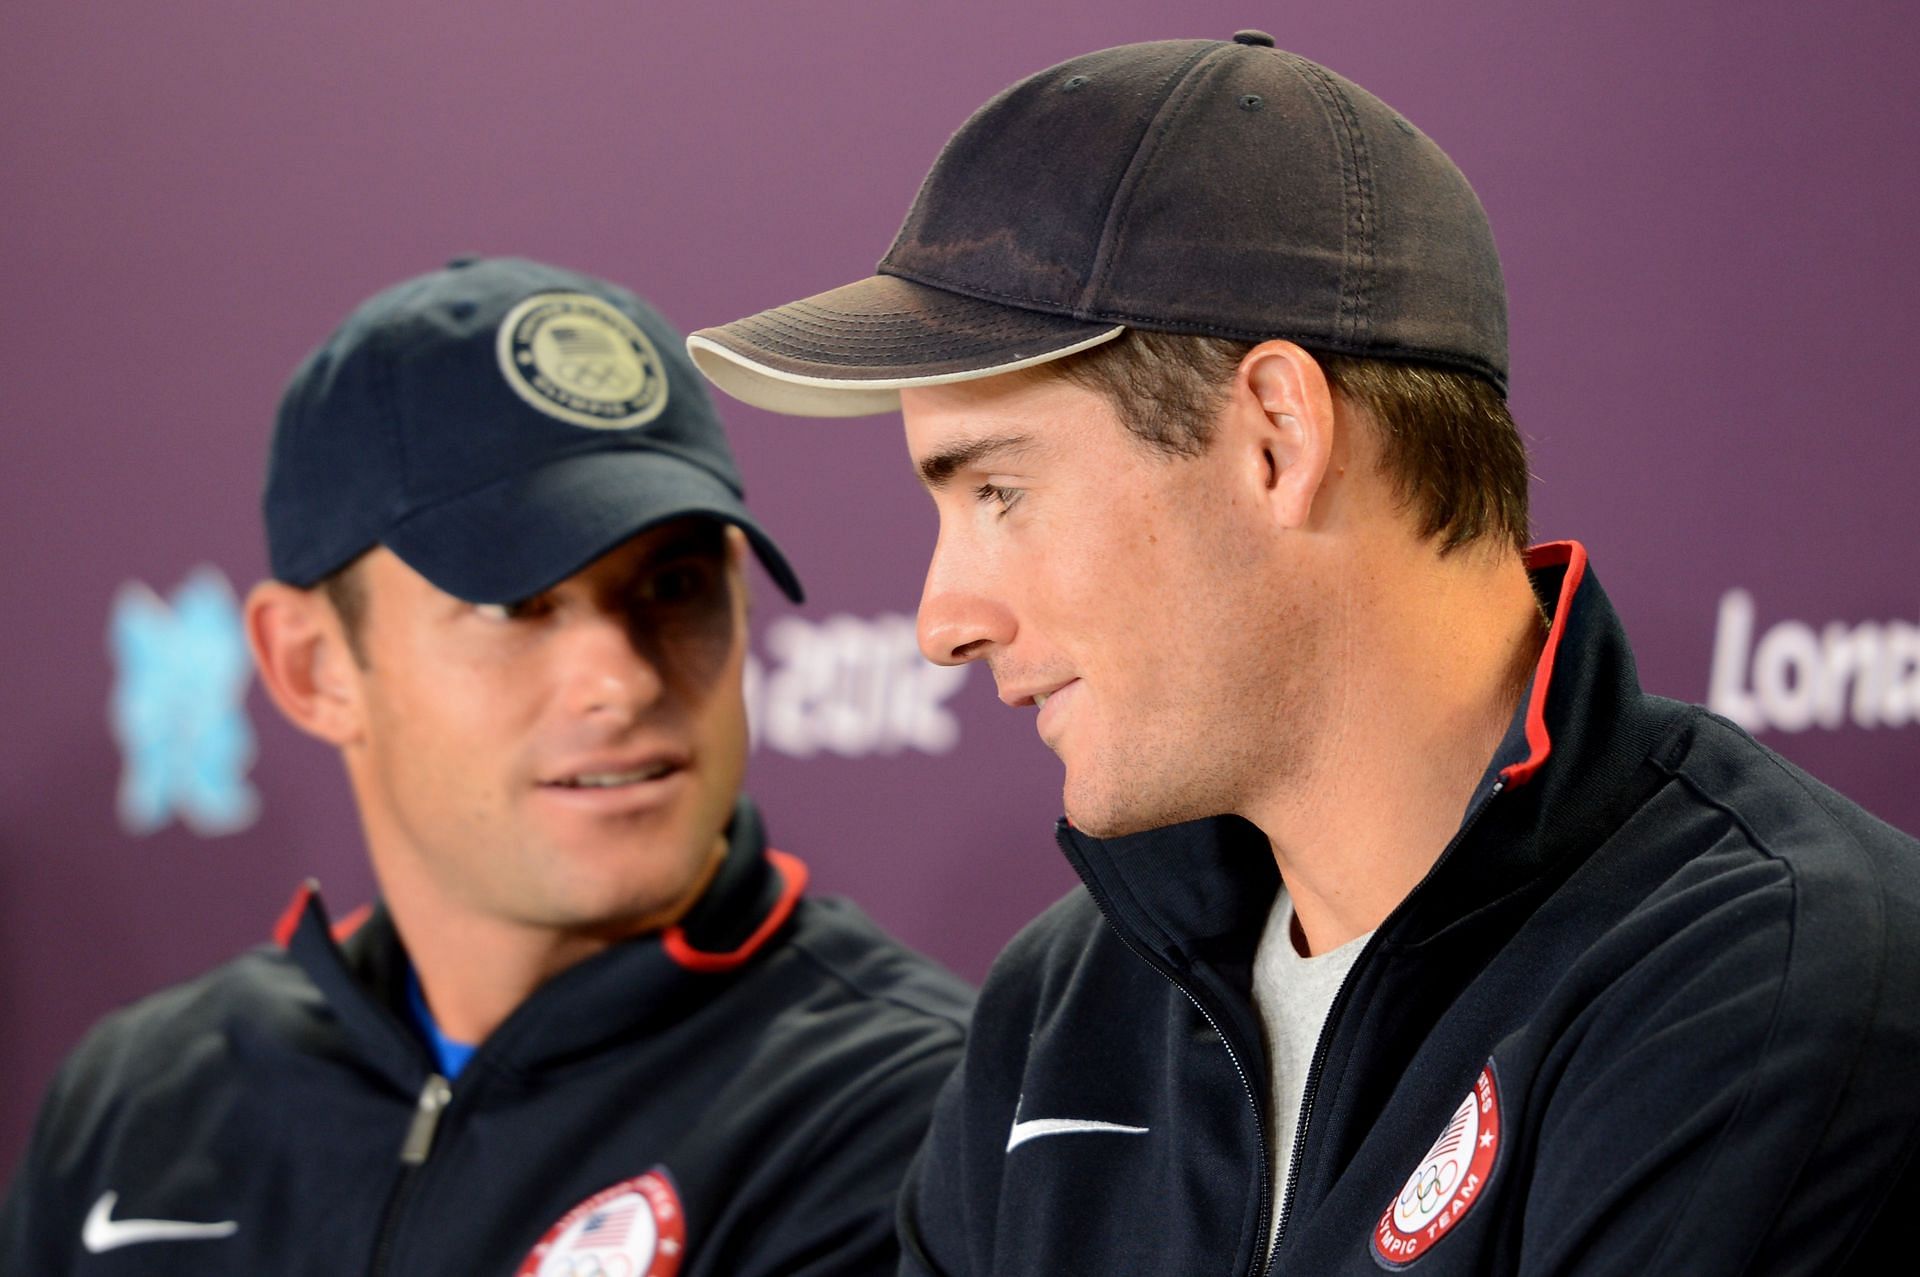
1252 888 1373 1252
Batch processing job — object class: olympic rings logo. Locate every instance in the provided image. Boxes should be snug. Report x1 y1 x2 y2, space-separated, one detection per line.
1401 1158 1460 1214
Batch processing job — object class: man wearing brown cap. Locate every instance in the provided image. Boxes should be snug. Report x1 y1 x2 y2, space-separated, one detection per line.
690 32 1920 1277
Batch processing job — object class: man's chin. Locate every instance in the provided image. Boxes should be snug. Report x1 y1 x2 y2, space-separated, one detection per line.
1063 768 1233 840
1062 785 1162 841
523 883 701 942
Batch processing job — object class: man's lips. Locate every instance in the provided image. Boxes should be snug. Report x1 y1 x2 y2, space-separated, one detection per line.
998 678 1077 709
533 751 691 818
1034 679 1082 742
537 751 688 790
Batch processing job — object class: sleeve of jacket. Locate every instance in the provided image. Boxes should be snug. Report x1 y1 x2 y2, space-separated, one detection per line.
897 900 1072 1277
724 1028 967 1277
0 1136 55 1276
1517 851 1920 1276
1 1052 84 1277
896 1060 972 1277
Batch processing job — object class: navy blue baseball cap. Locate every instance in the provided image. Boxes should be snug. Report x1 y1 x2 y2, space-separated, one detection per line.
265 256 803 603
689 33 1507 415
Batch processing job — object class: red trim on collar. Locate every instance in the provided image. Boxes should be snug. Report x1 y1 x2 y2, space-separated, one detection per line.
330 903 373 943
662 849 810 973
1499 540 1589 789
272 883 370 948
273 882 317 948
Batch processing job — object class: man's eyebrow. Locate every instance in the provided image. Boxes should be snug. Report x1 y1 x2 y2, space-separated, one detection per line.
916 432 1038 490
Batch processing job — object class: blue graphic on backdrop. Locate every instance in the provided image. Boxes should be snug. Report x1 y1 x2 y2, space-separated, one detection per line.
107 566 259 836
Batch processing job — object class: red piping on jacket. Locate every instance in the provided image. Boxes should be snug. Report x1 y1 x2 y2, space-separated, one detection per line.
1499 540 1589 789
663 849 810 973
274 851 807 968
330 903 372 943
272 883 373 947
273 882 316 948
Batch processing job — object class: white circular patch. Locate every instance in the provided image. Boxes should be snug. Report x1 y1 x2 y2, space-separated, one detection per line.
496 292 669 429
1394 1091 1477 1234
517 1170 685 1277
1372 1064 1502 1268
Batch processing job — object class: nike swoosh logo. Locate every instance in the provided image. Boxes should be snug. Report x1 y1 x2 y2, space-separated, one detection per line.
1006 1116 1150 1152
81 1191 238 1253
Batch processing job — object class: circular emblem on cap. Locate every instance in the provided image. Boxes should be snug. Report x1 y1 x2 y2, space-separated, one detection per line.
1372 1063 1502 1268
496 291 669 429
517 1169 685 1277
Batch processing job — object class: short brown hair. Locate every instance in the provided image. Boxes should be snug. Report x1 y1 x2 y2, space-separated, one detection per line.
1043 330 1531 555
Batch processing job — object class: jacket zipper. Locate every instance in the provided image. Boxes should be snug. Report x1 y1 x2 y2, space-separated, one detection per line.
1268 777 1508 1266
368 1073 452 1276
1072 876 1274 1277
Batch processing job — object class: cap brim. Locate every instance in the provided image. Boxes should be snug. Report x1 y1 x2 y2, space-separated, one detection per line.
687 274 1125 418
383 449 803 604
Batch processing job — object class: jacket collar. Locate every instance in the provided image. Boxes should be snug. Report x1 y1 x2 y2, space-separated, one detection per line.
1399 544 1688 946
1055 541 1685 976
273 795 808 1087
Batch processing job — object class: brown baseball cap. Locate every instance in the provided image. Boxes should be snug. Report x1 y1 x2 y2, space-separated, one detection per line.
688 32 1509 417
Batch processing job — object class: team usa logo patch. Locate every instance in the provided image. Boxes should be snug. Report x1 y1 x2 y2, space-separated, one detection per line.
496 291 669 429
517 1169 686 1277
1372 1062 1502 1268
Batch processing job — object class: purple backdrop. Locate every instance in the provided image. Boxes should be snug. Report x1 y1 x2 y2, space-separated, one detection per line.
4 1 1916 1171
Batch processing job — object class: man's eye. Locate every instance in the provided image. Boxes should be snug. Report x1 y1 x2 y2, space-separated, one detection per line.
974 482 1025 516
640 561 717 605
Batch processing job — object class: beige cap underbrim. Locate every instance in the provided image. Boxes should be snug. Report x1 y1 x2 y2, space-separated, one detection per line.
687 274 1126 418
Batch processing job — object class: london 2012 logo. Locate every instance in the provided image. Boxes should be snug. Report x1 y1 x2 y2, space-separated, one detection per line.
517 1169 685 1277
496 291 669 429
1372 1063 1502 1268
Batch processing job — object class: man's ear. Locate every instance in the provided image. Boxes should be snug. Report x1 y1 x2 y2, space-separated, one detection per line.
245 581 365 747
723 525 753 611
1233 340 1339 531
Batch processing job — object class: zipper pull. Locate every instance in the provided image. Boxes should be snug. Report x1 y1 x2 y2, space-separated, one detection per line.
399 1074 452 1165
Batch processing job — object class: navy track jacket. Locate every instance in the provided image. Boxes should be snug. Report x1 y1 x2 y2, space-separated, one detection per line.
2 800 973 1276
899 543 1920 1276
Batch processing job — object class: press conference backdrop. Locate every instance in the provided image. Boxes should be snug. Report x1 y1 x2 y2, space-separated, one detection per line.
3 1 1915 1170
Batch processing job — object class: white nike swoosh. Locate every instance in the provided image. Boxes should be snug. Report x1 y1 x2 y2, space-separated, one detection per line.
81 1191 238 1253
1006 1117 1151 1152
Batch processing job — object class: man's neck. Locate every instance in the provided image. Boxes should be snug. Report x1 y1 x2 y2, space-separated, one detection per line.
1250 547 1545 956
347 823 729 1047
385 901 612 1046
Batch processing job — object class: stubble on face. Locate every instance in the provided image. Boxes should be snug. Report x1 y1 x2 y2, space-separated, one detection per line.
905 370 1332 841
342 529 750 944
1049 447 1330 839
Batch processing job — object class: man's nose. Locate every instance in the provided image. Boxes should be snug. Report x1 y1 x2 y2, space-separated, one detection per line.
560 610 666 720
916 530 1014 666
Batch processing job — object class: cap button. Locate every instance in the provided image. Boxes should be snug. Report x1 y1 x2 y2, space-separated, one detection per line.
1232 29 1276 47
446 255 481 269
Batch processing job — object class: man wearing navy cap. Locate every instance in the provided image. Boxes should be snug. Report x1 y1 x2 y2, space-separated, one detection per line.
0 257 970 1276
692 33 1920 1277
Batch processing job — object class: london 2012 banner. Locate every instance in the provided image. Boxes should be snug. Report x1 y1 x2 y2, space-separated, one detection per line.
2 2 1915 1173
